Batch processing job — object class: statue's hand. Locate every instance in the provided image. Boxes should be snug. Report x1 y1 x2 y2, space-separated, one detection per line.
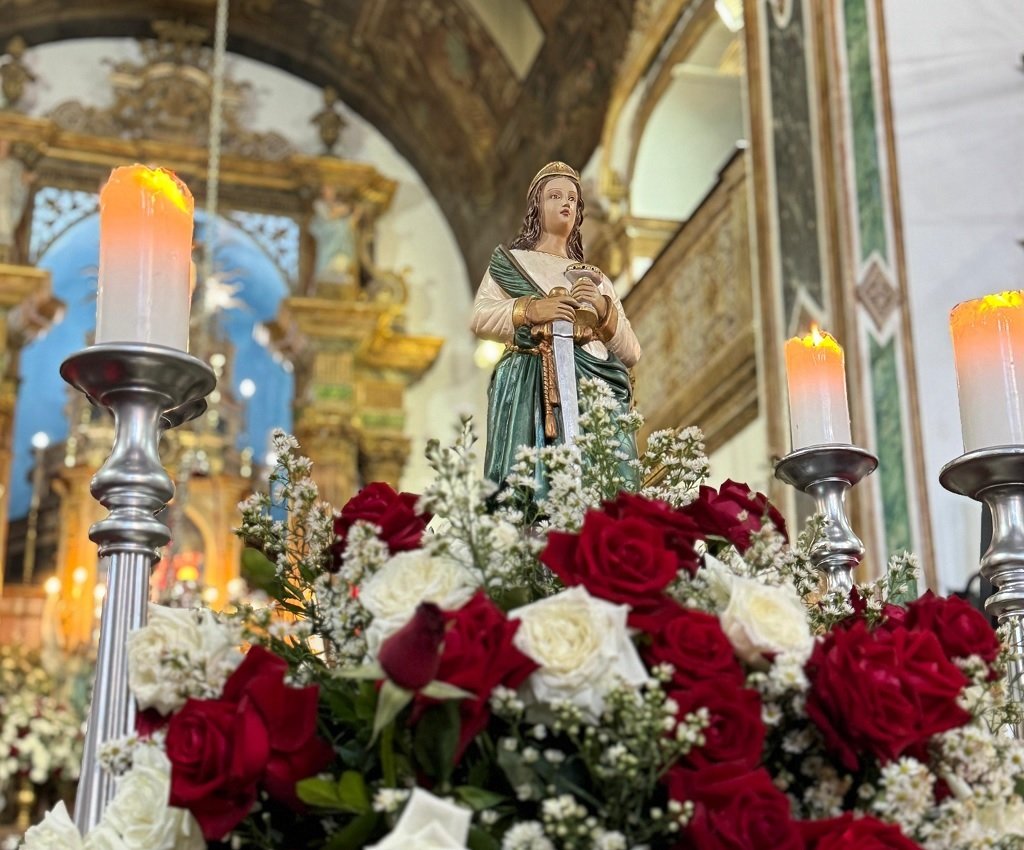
526 294 579 325
571 278 607 320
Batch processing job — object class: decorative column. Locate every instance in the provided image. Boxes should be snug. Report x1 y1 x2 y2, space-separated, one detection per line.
268 294 441 505
0 264 61 595
743 0 934 584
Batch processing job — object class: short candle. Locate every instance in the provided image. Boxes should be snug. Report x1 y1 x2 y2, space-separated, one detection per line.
95 165 194 350
949 290 1024 452
784 325 852 450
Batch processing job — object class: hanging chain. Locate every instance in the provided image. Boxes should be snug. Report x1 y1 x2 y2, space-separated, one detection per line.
201 0 230 283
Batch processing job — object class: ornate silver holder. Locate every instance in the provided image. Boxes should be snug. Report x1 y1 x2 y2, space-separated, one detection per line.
60 343 216 833
940 447 1024 736
774 444 879 593
940 447 1024 620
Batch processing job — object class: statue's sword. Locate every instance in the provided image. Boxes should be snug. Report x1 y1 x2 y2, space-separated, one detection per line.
551 317 579 444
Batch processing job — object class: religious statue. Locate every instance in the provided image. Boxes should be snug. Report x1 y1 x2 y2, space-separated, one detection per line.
0 36 36 111
309 184 361 290
0 137 31 264
470 161 641 487
310 86 347 156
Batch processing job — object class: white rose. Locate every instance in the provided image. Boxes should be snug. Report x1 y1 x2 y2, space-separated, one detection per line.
367 788 470 850
103 746 206 850
84 825 130 850
22 801 86 850
976 796 1024 835
128 604 242 715
510 587 649 721
719 577 814 666
361 550 479 652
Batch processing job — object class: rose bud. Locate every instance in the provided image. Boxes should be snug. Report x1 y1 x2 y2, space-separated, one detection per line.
378 602 446 691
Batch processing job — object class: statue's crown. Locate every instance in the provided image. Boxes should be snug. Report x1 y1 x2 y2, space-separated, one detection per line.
527 161 580 198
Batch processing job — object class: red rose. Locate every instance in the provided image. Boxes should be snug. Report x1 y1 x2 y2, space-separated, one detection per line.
167 646 332 839
671 682 764 770
644 603 745 690
906 591 999 663
842 587 908 631
416 593 538 761
684 480 788 551
541 510 681 630
800 813 924 849
330 482 430 569
602 493 703 575
220 647 333 806
806 620 970 771
668 764 802 850
378 602 446 691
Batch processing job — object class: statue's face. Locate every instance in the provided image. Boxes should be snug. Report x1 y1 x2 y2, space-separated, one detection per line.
539 176 579 239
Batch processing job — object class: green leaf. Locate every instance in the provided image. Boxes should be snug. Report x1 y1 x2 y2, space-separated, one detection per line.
453 785 506 811
413 701 461 782
335 663 385 681
420 680 474 701
337 771 371 814
324 813 381 850
467 826 501 850
372 679 413 741
295 777 343 809
241 547 283 595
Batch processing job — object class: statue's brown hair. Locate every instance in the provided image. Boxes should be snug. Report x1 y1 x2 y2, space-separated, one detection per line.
509 176 585 262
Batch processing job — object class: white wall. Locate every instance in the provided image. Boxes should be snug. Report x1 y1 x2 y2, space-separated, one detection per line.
21 38 488 492
885 2 1024 589
631 20 744 221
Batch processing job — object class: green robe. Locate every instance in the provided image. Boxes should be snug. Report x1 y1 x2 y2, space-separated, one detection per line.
483 246 638 489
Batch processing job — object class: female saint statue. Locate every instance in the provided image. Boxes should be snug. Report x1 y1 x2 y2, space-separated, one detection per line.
471 161 641 487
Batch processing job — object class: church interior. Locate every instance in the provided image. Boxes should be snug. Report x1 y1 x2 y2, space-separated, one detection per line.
0 0 1020 840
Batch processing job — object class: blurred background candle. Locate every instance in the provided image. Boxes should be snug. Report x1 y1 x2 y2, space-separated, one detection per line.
950 290 1024 452
784 325 852 449
95 165 194 350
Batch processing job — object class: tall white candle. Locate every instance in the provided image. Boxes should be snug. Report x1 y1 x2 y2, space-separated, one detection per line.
784 325 852 449
95 165 194 350
950 290 1024 452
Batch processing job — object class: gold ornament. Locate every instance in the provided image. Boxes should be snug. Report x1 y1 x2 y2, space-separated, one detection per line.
527 161 580 198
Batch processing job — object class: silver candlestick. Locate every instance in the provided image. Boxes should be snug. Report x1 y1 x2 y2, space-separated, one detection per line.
60 343 216 833
940 447 1024 733
774 444 879 593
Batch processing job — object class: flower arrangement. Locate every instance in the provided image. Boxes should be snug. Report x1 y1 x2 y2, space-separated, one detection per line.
23 380 1024 850
0 645 85 836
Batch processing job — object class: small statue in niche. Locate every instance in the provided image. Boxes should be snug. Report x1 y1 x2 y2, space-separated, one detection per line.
311 86 347 156
309 184 362 291
0 37 36 111
0 138 32 264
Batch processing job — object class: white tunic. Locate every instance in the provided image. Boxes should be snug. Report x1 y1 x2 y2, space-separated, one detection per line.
469 249 641 367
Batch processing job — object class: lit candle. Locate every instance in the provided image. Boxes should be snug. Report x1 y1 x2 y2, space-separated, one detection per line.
784 325 852 449
95 165 194 350
949 290 1024 452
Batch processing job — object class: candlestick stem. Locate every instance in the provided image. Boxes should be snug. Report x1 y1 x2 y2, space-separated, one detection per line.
940 447 1024 735
774 445 878 593
60 343 215 833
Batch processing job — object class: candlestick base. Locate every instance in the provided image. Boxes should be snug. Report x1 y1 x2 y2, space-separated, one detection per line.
60 343 216 834
774 444 878 594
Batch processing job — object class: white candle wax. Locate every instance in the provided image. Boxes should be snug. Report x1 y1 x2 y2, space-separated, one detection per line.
950 291 1024 452
784 326 852 449
95 165 194 350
